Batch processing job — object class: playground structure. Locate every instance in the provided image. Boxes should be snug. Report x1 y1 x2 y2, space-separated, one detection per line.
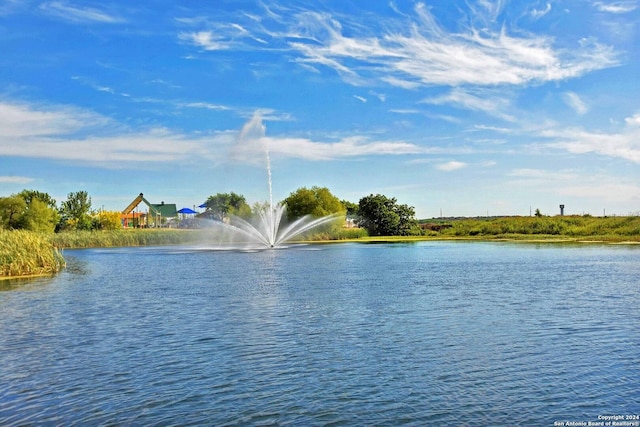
121 193 178 228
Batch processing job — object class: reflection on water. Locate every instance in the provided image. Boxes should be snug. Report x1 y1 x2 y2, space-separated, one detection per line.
0 242 639 426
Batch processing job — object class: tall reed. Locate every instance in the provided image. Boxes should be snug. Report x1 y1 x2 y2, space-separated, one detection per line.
0 230 65 278
51 229 200 248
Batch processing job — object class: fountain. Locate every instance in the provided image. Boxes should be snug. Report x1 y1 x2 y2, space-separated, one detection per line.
200 114 341 249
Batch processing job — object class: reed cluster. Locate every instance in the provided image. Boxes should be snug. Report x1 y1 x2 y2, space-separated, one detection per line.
51 229 200 248
0 229 65 278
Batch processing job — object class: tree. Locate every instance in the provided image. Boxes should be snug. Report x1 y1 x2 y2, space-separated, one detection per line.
22 199 57 232
19 189 59 232
341 199 359 216
18 189 57 209
92 210 123 230
204 192 251 221
282 186 346 219
58 191 92 230
357 194 420 236
0 195 27 229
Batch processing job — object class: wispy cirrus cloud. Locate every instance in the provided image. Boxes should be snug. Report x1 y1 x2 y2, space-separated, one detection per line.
594 1 638 13
39 1 125 24
530 3 552 19
563 92 589 114
178 31 231 51
178 2 619 89
421 88 515 121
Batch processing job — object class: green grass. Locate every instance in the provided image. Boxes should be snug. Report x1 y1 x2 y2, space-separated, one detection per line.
0 229 65 278
51 229 201 248
437 215 640 241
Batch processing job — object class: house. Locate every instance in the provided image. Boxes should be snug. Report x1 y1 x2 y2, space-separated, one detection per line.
121 193 178 228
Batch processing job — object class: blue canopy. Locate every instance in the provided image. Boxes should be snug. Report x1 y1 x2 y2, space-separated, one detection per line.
177 207 197 214
198 203 207 208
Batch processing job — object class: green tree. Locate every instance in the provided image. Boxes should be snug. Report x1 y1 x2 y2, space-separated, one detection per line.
204 192 251 221
58 191 92 230
0 195 27 229
357 194 420 236
18 189 59 232
22 198 57 232
282 186 346 219
341 199 359 217
18 189 57 209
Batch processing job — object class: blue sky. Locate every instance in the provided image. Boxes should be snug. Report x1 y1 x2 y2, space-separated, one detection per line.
1 0 639 218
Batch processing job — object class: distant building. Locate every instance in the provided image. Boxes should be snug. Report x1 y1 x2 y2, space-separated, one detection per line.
122 193 178 227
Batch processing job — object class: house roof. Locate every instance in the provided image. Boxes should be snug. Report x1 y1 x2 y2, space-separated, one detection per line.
150 203 177 217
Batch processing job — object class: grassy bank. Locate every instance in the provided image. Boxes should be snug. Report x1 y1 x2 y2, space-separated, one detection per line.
436 215 640 242
0 230 65 279
50 228 201 248
325 216 640 244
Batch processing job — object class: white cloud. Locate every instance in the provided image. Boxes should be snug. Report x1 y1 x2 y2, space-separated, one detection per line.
594 1 638 13
265 136 424 161
181 102 230 111
293 4 618 87
563 92 589 114
0 102 99 137
540 124 640 163
0 176 34 184
39 1 124 23
229 111 426 163
421 88 514 120
0 101 424 166
179 31 231 51
436 160 468 171
180 3 619 89
531 3 552 19
369 91 386 102
353 95 367 103
625 113 640 125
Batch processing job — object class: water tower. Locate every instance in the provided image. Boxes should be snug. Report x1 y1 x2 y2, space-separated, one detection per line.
559 204 565 216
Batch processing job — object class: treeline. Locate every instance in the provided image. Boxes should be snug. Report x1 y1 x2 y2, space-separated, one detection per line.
1 186 425 238
0 189 121 233
203 187 422 238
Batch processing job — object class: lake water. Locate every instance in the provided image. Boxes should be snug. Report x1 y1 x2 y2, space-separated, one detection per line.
1 241 639 426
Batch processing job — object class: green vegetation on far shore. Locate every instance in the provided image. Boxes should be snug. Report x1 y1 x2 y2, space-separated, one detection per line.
2 215 639 279
50 228 201 249
433 215 640 242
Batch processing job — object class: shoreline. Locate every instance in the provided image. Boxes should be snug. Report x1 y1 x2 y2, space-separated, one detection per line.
2 234 639 281
0 272 57 282
308 235 640 245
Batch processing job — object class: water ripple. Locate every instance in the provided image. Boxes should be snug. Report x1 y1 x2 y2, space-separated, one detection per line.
1 243 639 425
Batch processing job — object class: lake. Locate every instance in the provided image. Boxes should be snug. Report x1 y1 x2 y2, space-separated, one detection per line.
1 241 639 426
